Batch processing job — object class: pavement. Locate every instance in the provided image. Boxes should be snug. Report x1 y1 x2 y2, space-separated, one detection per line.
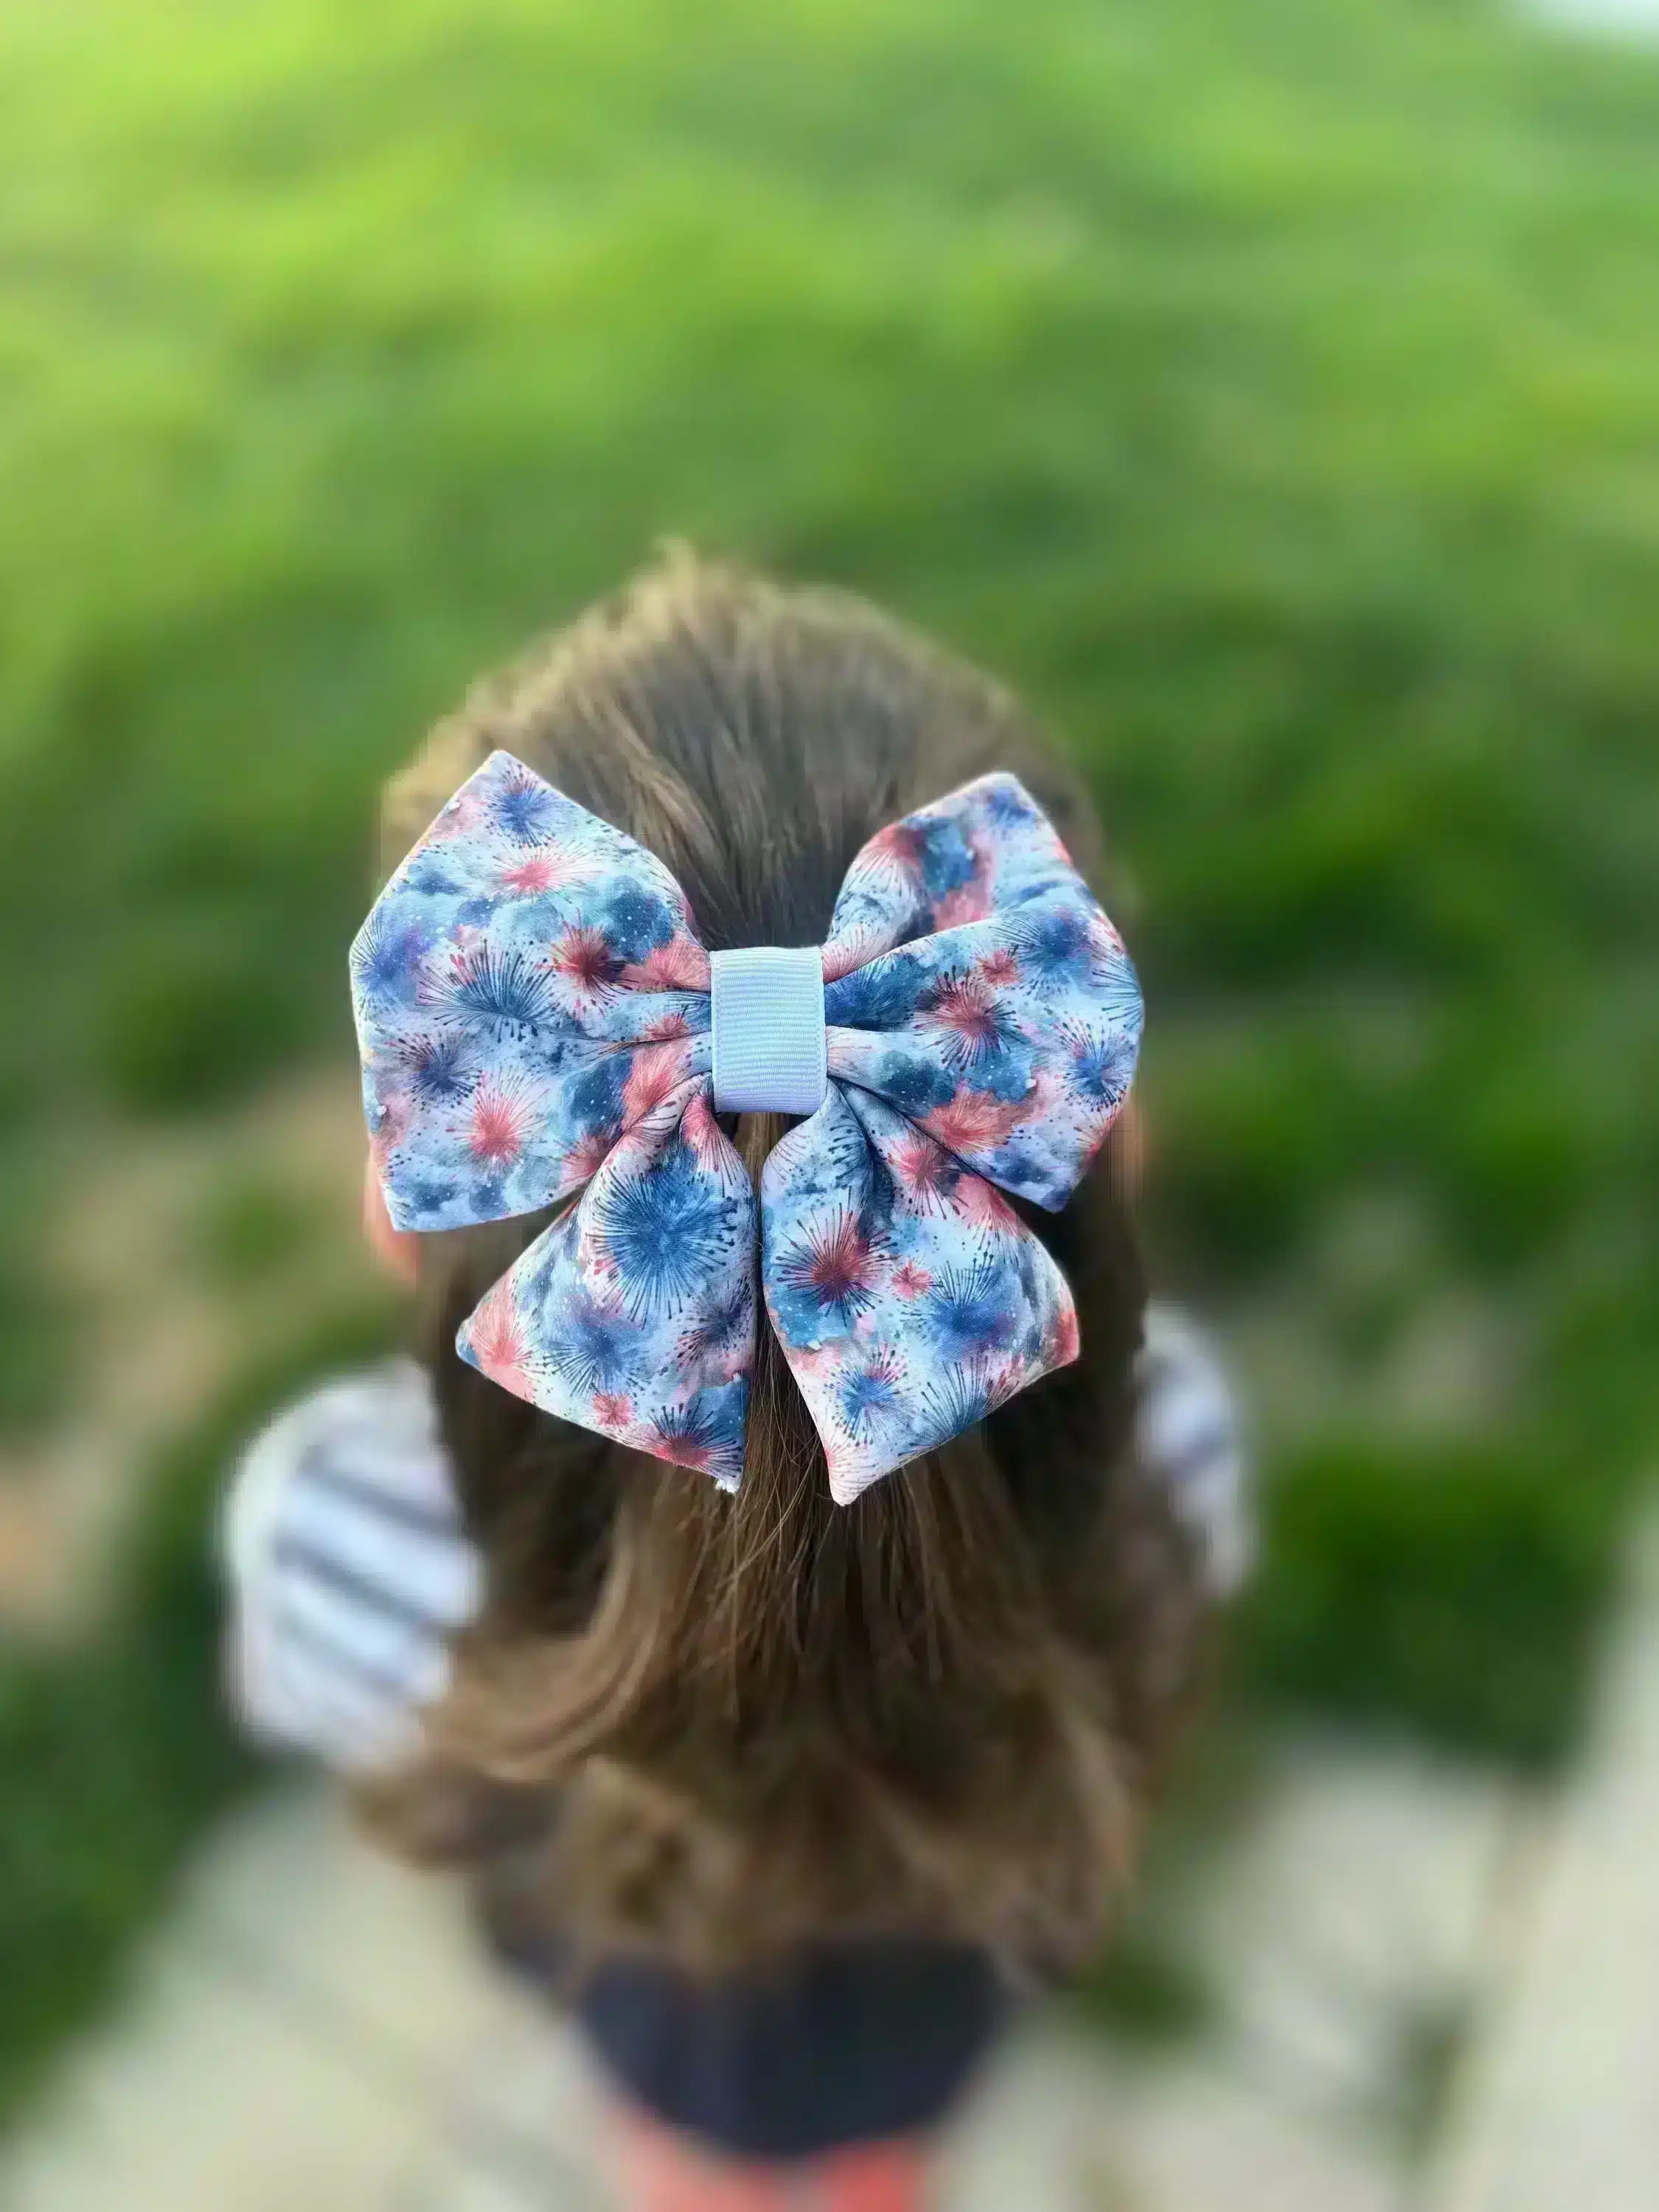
4 1535 1655 2211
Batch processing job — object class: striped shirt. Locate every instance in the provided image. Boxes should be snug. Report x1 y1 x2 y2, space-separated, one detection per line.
222 1307 1248 1775
222 1360 482 1771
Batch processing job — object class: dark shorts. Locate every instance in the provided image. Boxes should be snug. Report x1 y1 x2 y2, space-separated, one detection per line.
500 1933 1014 2162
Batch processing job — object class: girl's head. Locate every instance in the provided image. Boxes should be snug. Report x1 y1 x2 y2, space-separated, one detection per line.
366 555 1205 1973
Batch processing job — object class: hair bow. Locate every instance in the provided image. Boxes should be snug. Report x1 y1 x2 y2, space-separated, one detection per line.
352 754 1141 1503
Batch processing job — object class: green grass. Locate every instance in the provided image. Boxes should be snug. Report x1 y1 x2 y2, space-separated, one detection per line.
189 1166 325 1286
1240 1433 1615 1767
1 0 1658 2033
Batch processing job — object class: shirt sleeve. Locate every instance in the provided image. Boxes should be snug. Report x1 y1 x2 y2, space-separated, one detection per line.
1135 1301 1253 1599
220 1357 484 1774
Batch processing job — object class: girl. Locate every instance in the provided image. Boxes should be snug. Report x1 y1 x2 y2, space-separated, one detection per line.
225 558 1246 2211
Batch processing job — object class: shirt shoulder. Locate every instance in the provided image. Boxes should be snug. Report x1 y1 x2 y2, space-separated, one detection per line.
1134 1302 1253 1598
220 1358 483 1772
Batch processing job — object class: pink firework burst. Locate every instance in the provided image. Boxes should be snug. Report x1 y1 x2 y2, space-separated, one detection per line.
681 1087 736 1169
429 788 484 842
623 935 710 992
977 946 1020 989
933 877 991 930
918 973 1012 1070
827 824 928 933
1046 1301 1082 1366
822 922 886 981
592 1390 634 1430
924 1087 1028 1158
496 851 575 897
546 924 621 1000
891 1131 958 1212
956 1174 1019 1233
560 1125 615 1194
463 1280 534 1398
465 1072 542 1166
622 1040 692 1124
891 1260 933 1299
776 1209 885 1324
868 818 927 874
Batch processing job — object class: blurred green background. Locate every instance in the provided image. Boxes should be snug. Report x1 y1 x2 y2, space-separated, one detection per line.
2 0 1658 2129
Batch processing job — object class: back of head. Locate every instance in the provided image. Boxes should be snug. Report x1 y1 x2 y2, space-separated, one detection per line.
371 555 1204 1974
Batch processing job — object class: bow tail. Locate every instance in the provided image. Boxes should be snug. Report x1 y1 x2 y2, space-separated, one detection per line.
761 1085 1079 1505
457 1076 756 1490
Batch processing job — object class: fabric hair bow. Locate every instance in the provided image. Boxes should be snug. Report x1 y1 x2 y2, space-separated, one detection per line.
352 754 1142 1503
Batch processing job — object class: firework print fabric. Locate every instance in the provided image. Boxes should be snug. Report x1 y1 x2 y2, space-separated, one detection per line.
460 1079 757 1491
762 1087 1079 1500
352 751 1141 1500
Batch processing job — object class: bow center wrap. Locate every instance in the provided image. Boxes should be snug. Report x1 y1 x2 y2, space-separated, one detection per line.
710 946 827 1117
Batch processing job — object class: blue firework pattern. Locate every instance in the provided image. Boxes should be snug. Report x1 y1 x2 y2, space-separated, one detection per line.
821 776 1142 1211
353 753 1139 1497
455 1083 755 1491
761 1086 1077 1502
351 750 713 1234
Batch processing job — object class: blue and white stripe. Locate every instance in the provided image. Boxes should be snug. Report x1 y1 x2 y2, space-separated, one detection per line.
222 1359 484 1772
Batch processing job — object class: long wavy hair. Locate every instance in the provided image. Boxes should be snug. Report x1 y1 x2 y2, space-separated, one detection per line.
362 555 1209 1976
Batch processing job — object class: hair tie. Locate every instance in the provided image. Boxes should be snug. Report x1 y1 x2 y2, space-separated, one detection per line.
352 757 1141 1503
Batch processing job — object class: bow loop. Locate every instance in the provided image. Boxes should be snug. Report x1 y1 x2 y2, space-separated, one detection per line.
352 751 712 1232
458 1077 755 1490
821 771 1090 975
762 1087 1077 1504
823 776 1141 1210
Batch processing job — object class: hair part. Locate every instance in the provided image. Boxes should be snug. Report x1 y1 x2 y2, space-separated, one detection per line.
362 554 1208 1975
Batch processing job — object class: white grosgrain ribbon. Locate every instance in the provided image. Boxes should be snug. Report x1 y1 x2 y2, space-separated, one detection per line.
709 945 828 1117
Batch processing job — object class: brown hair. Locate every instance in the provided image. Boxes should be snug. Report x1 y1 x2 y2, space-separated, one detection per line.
365 556 1209 1975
